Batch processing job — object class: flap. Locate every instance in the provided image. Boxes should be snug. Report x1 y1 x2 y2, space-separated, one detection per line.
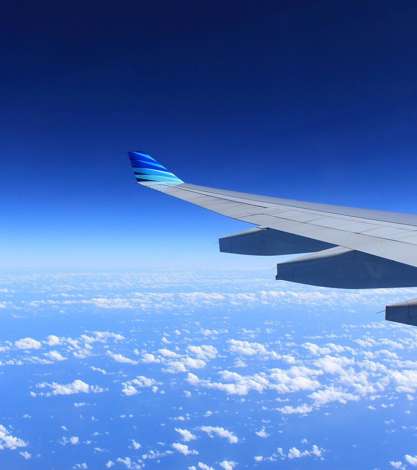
219 228 333 256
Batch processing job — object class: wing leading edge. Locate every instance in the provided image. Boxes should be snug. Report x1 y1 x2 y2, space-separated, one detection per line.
128 151 417 326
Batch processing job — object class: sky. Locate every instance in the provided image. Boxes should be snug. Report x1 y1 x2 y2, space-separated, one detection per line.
1 0 417 269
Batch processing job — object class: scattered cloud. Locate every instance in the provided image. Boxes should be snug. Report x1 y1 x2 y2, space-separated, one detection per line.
187 345 218 361
44 351 66 362
32 379 104 397
287 444 324 459
0 425 27 451
219 461 237 470
4 271 417 469
19 450 31 460
255 428 269 438
46 335 61 346
106 351 138 365
276 404 313 415
405 454 417 466
175 428 197 442
228 339 279 359
172 442 198 456
60 436 80 446
121 376 158 396
197 463 214 470
390 461 406 469
200 426 238 444
130 440 141 450
15 337 42 350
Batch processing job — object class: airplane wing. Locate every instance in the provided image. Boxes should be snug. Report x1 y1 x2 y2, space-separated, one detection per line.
128 151 417 326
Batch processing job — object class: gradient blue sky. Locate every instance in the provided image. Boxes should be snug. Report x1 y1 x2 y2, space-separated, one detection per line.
2 1 417 269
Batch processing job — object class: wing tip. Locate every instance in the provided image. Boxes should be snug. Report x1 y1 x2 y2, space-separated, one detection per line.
128 151 184 185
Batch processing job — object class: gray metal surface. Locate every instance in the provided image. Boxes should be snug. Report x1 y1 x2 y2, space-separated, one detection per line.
145 182 417 268
219 228 334 256
137 173 417 324
386 299 417 326
276 247 417 289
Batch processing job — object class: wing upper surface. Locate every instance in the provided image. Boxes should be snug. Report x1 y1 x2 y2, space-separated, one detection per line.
143 181 417 268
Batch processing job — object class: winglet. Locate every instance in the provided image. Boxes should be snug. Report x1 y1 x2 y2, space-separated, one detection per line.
128 151 184 185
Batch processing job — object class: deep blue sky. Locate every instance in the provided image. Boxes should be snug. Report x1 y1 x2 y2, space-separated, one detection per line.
1 1 417 269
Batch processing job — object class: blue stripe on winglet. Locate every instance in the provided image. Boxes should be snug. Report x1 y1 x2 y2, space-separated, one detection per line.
128 152 183 185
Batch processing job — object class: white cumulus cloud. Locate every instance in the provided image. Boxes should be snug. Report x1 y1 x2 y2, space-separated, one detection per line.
200 426 238 444
0 425 27 450
121 376 158 396
33 379 104 397
175 428 197 442
172 442 198 456
15 337 42 350
106 351 138 365
219 461 237 470
187 345 218 361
